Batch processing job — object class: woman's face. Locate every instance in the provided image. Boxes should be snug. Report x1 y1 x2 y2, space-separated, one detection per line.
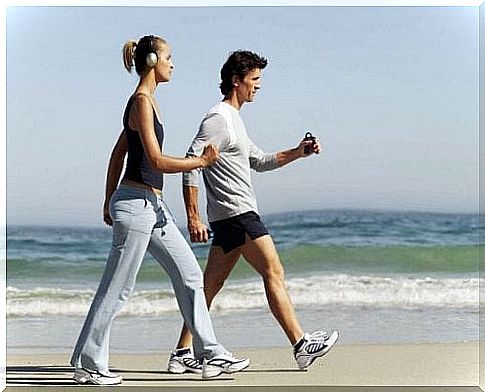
155 45 174 83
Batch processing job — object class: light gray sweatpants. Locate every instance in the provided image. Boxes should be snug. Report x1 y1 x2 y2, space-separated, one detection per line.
70 184 225 372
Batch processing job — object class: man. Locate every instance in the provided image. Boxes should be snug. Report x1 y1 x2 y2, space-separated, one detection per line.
168 50 338 374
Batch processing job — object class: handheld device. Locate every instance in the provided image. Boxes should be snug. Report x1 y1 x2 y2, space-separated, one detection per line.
303 132 319 154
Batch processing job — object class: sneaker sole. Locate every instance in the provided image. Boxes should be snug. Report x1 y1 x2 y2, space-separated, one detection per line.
227 360 250 374
74 376 122 385
73 374 89 384
202 360 250 379
73 370 122 385
298 331 340 370
202 369 223 379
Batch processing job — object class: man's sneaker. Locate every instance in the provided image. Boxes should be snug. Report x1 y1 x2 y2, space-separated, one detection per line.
294 330 339 370
167 347 202 374
73 368 122 385
202 352 250 379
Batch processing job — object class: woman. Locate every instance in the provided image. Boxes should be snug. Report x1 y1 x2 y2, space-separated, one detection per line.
70 35 249 385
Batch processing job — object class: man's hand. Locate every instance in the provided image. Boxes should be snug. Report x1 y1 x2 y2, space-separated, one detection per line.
299 136 322 157
188 219 210 242
276 136 323 167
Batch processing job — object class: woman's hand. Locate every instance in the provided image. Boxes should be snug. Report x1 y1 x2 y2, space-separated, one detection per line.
103 202 113 226
200 144 220 167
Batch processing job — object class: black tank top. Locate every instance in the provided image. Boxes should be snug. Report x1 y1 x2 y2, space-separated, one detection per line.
122 94 164 190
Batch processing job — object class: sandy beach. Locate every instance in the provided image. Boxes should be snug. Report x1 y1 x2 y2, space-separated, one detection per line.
6 215 480 392
5 341 478 391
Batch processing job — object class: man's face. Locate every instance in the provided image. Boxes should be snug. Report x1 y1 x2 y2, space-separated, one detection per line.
236 68 262 103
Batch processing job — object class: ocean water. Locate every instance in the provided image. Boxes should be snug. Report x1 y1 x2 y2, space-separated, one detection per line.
6 210 480 354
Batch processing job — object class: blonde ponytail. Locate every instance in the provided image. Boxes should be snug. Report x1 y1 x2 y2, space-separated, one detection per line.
122 40 137 73
123 35 168 75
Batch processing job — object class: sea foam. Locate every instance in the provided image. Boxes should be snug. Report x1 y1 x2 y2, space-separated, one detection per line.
7 274 479 317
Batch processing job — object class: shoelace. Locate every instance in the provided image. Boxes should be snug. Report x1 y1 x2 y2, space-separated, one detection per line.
310 331 329 341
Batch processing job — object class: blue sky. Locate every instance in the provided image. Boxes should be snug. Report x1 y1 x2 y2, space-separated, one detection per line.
6 5 478 226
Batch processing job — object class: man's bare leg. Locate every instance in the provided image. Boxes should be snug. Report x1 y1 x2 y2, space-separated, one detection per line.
176 245 242 349
241 234 303 345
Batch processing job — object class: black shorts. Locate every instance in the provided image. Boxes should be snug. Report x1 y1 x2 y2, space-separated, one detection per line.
210 211 269 253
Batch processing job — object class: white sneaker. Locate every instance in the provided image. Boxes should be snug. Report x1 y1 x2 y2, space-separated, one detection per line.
73 368 122 385
202 352 250 379
167 347 203 374
294 330 339 370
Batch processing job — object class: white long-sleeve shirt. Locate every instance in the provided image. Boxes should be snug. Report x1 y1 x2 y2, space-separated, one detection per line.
183 101 278 222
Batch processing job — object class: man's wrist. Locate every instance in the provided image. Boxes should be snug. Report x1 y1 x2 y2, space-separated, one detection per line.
291 146 303 159
187 215 202 226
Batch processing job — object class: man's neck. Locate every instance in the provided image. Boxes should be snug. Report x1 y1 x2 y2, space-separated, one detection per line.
223 93 244 111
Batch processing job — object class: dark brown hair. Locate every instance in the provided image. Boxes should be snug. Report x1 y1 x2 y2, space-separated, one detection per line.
220 50 268 96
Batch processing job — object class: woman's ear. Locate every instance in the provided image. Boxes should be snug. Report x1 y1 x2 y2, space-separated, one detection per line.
232 75 239 87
